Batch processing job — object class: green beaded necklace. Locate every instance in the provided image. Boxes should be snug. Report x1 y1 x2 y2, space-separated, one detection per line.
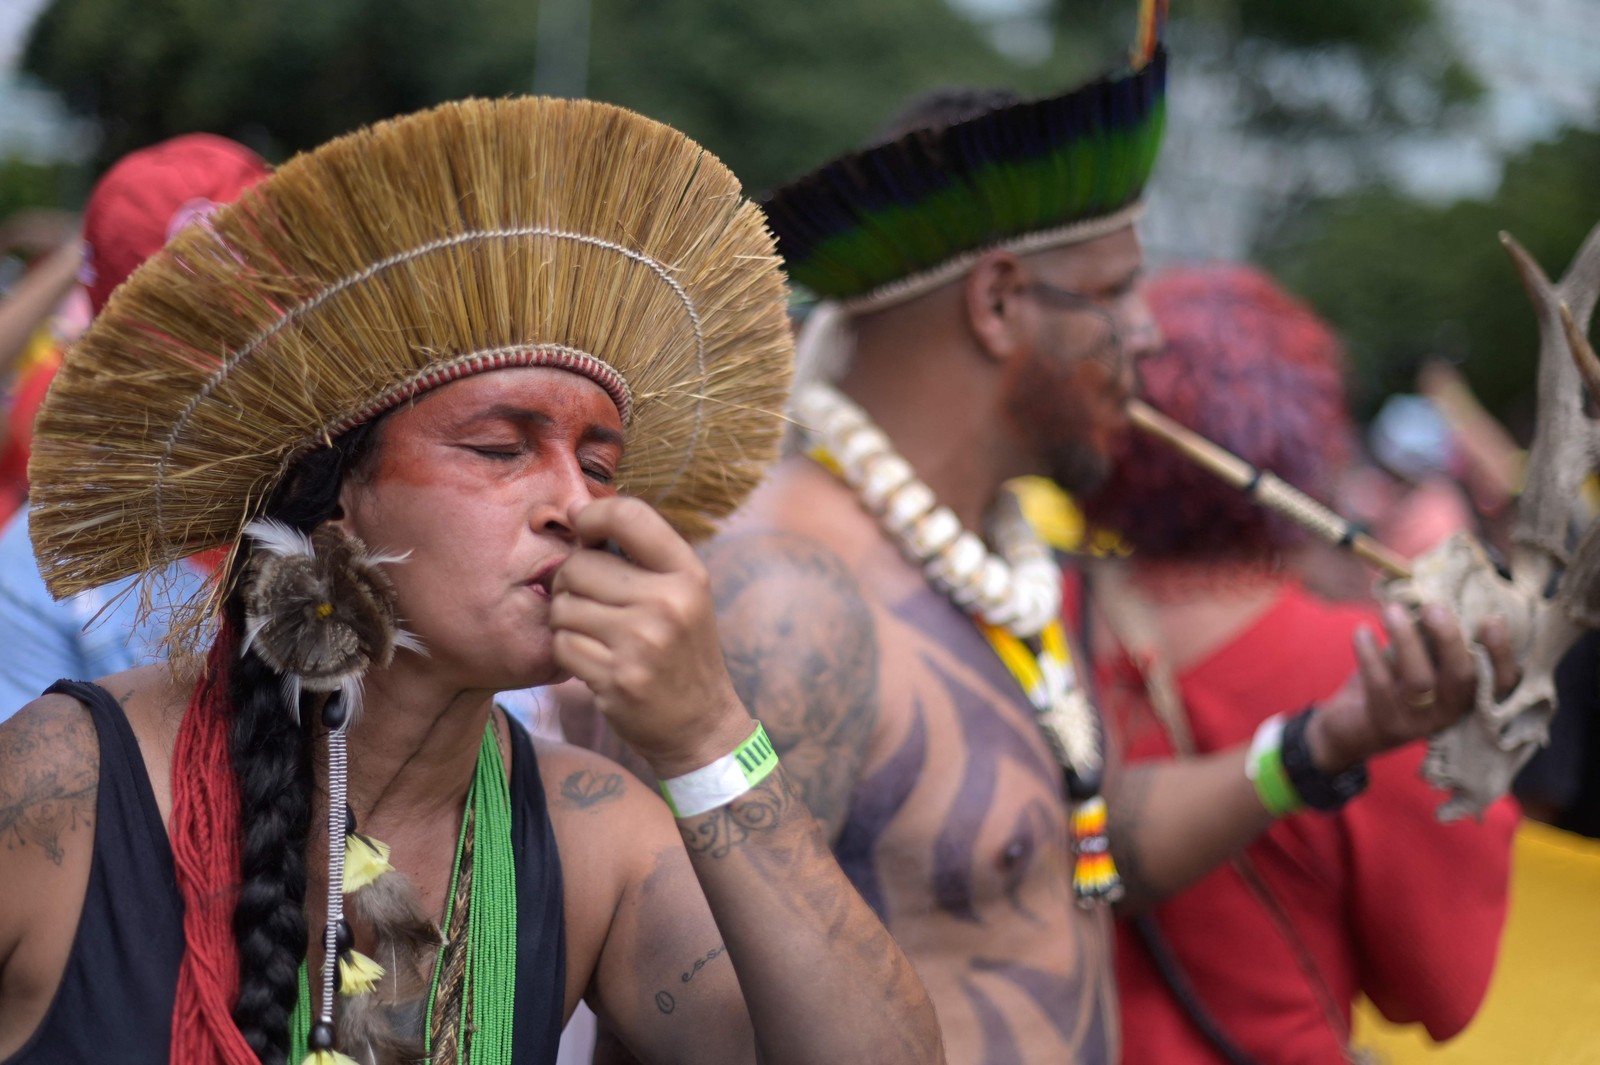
288 724 518 1064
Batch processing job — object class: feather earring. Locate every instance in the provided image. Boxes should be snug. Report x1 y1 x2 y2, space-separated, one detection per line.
240 519 425 719
238 521 433 1064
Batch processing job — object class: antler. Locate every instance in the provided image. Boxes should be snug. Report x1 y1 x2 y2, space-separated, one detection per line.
1499 224 1600 593
1397 223 1600 819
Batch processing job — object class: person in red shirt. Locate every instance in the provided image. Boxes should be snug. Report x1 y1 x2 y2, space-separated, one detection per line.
1074 264 1519 1064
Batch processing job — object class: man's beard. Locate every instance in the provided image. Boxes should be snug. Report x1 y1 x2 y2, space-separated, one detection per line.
1046 436 1113 497
1007 324 1122 498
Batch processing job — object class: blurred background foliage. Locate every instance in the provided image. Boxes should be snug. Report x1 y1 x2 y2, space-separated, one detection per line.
6 0 1598 427
20 0 1057 190
1262 125 1600 427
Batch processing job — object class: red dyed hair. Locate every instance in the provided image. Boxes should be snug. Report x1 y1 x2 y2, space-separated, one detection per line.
1082 264 1352 562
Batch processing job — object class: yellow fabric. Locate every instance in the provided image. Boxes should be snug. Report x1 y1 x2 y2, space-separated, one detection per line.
10 329 58 384
1354 820 1600 1063
1009 475 1127 556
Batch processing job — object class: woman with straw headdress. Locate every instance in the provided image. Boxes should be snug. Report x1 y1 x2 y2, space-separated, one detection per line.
0 99 945 1065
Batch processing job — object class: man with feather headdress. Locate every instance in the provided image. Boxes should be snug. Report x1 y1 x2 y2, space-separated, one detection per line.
678 7 1520 1062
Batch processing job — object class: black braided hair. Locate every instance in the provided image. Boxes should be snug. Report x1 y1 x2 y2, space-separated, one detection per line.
226 422 378 1064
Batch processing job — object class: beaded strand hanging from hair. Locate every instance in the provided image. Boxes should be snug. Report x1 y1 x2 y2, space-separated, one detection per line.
235 518 427 1063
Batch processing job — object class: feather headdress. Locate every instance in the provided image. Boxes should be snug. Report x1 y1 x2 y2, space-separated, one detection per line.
28 97 794 657
763 0 1168 313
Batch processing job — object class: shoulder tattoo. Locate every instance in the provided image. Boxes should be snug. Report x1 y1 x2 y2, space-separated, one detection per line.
558 768 627 811
702 531 879 835
0 698 99 866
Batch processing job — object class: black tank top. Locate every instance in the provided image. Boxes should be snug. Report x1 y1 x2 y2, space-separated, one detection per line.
5 680 567 1064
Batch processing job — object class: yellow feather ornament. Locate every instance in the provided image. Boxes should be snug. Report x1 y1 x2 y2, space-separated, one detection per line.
343 834 393 893
301 1052 359 1065
338 949 386 996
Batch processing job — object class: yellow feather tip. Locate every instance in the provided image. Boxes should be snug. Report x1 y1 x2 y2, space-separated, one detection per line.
338 949 386 995
302 1051 360 1065
343 834 393 892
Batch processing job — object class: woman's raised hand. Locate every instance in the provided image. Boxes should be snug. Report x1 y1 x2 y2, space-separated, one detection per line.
548 496 753 778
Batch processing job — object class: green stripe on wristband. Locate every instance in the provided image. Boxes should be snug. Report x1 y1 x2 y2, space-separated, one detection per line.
659 723 781 818
1247 715 1305 817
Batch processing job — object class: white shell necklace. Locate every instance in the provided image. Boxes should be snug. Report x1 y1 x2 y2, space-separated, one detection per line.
793 382 1062 639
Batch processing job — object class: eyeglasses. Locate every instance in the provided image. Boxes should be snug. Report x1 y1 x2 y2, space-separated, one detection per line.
1024 281 1132 371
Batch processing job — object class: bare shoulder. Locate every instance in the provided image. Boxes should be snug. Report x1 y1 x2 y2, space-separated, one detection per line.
535 738 680 900
702 497 881 839
0 661 183 891
0 692 101 1054
0 692 100 873
533 738 682 1019
91 663 191 827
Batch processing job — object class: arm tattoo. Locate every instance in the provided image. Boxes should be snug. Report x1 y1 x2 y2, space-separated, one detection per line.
559 769 626 810
0 699 98 866
651 943 729 1016
679 943 726 984
1106 764 1158 910
703 531 879 837
677 770 798 860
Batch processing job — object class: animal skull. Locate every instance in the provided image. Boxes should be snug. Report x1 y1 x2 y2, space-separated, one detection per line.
1383 222 1600 820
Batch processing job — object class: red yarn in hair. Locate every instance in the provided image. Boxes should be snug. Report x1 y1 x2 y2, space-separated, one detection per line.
169 621 259 1065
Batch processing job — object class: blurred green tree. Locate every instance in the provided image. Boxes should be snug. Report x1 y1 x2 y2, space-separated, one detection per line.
585 0 1058 192
1259 124 1600 423
1053 0 1481 136
21 0 1062 189
22 0 547 170
0 158 78 223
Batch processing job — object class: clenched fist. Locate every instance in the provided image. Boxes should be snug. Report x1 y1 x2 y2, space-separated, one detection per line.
548 496 754 779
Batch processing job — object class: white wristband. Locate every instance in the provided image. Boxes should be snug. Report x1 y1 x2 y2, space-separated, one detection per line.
658 723 779 818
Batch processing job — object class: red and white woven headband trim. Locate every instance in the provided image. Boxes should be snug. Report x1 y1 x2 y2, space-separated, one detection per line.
325 345 634 436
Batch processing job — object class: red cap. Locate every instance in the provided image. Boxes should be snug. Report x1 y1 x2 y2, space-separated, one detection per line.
79 133 270 315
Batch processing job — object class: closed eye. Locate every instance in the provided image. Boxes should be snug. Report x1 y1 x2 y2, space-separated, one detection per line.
581 460 616 486
466 444 524 459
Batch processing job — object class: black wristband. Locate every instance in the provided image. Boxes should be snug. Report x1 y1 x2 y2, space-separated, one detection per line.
1280 708 1369 812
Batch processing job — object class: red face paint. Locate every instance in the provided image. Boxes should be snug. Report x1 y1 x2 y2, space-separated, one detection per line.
338 366 623 690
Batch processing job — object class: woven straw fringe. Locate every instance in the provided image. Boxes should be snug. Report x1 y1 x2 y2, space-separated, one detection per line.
28 98 793 663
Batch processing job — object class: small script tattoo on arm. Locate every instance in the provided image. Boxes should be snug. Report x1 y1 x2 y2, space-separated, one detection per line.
654 943 728 1014
0 699 98 866
679 943 726 984
560 769 626 810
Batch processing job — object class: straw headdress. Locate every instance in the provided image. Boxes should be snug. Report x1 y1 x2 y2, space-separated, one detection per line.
28 97 794 652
